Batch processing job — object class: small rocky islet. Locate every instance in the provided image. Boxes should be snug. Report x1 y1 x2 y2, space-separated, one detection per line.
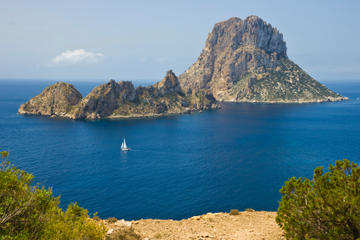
18 70 216 120
19 15 347 120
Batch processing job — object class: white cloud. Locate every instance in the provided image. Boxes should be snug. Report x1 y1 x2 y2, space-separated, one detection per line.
52 49 104 64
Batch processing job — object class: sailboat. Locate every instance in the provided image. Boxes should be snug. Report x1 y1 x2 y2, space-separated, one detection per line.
121 138 130 151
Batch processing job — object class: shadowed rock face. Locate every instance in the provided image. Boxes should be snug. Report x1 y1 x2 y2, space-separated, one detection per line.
71 80 136 119
153 70 183 95
179 16 347 102
18 71 218 120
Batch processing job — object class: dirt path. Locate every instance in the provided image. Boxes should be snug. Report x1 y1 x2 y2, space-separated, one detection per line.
105 211 284 240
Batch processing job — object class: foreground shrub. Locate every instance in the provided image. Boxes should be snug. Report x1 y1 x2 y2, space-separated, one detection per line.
277 159 360 240
229 209 240 215
244 208 255 212
106 227 142 240
0 153 106 239
107 217 118 223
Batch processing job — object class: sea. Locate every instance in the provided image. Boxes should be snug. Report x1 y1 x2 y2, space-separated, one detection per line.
0 79 359 220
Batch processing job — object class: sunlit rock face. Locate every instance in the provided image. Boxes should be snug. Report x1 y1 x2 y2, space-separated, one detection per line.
179 16 346 103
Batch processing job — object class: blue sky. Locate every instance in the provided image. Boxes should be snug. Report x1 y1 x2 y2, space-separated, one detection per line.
1 0 359 82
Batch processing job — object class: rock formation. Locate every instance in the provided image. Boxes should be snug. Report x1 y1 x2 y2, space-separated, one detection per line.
19 16 348 120
19 70 217 120
179 16 347 103
18 82 82 117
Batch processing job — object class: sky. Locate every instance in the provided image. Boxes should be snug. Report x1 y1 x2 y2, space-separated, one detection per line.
1 0 360 82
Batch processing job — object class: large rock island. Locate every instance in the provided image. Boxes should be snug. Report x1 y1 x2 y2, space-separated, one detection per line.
18 70 217 120
179 16 347 103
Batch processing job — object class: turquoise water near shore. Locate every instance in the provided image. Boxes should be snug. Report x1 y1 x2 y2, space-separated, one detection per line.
0 80 359 220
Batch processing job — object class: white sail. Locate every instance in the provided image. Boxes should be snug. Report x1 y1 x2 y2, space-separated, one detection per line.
121 138 129 151
123 138 127 149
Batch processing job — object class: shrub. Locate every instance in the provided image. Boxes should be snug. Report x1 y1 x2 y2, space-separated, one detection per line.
245 208 255 212
0 152 106 239
93 212 101 221
1 151 8 158
42 202 106 240
229 209 240 215
107 217 118 223
276 159 360 240
106 227 142 240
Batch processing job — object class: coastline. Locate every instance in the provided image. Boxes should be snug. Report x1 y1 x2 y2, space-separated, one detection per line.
17 107 217 120
222 96 348 104
18 95 348 120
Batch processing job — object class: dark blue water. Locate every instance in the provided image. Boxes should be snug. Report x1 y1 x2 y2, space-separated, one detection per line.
0 79 359 220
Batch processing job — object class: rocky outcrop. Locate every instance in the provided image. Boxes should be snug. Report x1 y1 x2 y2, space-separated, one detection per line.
105 70 216 119
153 70 183 95
18 82 82 117
19 71 217 120
70 80 137 119
179 15 347 102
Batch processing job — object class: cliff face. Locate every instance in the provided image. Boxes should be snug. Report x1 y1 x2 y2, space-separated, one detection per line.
179 16 346 102
19 70 217 120
70 80 137 119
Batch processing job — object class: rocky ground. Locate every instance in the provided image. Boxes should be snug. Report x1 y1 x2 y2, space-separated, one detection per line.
104 211 284 240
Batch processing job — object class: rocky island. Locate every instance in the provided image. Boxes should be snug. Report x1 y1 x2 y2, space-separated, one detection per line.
179 16 347 103
19 16 347 120
19 70 217 120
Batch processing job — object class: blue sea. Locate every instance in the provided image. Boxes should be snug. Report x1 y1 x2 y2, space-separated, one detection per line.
0 79 359 220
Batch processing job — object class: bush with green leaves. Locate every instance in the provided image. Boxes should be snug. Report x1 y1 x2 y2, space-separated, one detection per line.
0 151 106 240
276 159 360 240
